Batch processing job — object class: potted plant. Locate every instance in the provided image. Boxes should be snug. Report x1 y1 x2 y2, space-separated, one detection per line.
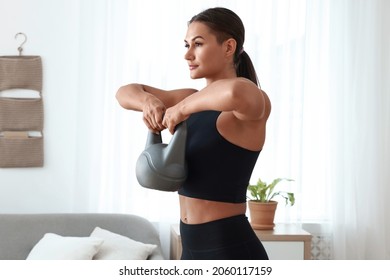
247 178 295 230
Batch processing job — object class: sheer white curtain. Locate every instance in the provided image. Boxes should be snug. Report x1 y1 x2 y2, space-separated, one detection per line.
73 0 390 259
328 0 390 259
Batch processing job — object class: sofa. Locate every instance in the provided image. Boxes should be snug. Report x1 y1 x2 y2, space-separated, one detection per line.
0 213 164 260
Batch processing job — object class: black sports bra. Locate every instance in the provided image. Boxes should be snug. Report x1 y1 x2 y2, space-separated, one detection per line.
178 110 260 203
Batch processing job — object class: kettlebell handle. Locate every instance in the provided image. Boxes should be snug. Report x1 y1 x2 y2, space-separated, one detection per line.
145 130 162 149
163 121 187 165
145 121 187 149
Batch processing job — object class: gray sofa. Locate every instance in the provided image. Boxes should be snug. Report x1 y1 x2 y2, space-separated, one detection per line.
0 213 164 260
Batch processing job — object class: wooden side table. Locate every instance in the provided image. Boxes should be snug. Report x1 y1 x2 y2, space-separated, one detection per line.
170 223 312 260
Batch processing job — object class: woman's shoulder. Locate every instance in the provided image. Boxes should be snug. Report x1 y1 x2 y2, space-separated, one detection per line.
234 77 271 121
232 77 263 94
261 89 271 120
233 77 269 101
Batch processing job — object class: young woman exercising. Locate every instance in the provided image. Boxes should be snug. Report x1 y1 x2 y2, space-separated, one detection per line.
116 7 270 260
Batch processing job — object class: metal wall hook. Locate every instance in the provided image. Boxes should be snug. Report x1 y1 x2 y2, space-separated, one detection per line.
15 32 27 56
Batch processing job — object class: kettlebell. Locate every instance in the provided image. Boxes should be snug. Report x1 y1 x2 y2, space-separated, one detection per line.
135 121 187 192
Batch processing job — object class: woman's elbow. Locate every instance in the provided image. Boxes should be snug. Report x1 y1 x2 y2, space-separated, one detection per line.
115 86 127 108
116 84 137 109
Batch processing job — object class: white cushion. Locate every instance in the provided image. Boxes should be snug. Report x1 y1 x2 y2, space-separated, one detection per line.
26 233 103 260
90 227 157 260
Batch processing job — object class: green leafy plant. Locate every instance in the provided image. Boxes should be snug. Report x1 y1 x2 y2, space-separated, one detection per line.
247 178 295 206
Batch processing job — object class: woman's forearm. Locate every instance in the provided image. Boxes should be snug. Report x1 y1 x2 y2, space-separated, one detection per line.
162 78 265 133
179 78 264 120
116 83 155 111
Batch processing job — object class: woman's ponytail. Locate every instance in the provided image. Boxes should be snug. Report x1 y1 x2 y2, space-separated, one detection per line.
236 51 259 87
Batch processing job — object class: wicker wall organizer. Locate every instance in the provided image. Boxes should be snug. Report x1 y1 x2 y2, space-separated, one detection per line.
0 33 44 167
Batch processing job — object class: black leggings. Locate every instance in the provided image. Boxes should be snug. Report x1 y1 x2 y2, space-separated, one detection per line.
180 214 269 260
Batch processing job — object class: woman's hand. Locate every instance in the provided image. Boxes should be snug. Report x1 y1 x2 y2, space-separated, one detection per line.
142 96 166 133
162 103 189 134
116 83 197 133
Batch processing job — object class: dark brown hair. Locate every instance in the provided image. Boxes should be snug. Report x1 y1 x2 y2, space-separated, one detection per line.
189 7 259 86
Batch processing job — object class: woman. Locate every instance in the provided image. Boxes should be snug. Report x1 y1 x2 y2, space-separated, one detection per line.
116 7 270 260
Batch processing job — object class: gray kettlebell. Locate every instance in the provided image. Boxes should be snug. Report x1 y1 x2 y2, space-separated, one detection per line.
135 121 187 192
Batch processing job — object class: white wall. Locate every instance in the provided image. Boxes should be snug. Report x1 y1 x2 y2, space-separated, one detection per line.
0 0 81 213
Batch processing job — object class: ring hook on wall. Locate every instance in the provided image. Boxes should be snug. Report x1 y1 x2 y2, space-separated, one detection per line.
15 32 28 56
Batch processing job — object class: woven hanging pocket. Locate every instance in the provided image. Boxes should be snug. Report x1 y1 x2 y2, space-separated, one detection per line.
0 56 42 92
0 133 43 167
0 98 43 131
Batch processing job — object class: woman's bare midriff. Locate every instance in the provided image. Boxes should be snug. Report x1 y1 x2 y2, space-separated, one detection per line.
179 195 247 224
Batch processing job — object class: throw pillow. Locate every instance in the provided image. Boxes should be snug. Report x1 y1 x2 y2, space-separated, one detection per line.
26 233 104 260
90 227 157 260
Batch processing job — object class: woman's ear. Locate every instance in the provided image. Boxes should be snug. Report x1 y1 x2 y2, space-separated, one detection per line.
224 38 237 58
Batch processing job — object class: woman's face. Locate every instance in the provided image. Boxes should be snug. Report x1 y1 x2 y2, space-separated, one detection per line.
184 21 234 83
